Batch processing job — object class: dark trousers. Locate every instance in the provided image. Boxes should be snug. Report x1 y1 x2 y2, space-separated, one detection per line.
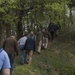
8 54 15 75
19 45 28 64
51 31 54 40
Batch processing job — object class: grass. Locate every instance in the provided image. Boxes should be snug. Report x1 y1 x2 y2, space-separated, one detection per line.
12 31 75 75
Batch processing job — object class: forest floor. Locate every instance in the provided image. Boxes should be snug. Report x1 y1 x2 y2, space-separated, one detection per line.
13 30 75 75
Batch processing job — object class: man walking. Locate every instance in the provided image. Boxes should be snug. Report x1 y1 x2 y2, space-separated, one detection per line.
24 34 36 64
18 34 27 65
42 29 50 49
3 35 19 75
0 48 11 75
36 29 43 54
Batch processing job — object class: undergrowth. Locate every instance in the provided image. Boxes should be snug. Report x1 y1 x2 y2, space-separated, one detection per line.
13 31 75 75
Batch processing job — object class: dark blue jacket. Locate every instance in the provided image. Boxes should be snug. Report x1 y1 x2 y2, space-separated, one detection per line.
24 37 36 51
48 24 60 32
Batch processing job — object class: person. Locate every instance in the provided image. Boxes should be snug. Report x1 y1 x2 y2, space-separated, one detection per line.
48 22 60 40
27 31 36 40
3 35 19 75
24 34 36 64
42 28 50 49
0 48 11 75
36 29 43 54
18 34 27 65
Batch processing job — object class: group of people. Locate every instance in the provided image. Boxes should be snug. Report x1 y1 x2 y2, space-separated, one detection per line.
0 29 50 75
18 30 50 65
17 22 60 66
0 22 60 75
18 31 36 65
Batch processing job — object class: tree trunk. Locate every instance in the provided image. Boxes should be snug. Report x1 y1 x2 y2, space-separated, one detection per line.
17 20 23 39
16 6 34 39
69 7 73 24
17 10 24 39
6 24 11 37
0 25 6 47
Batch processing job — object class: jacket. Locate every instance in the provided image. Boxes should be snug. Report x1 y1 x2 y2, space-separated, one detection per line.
3 36 19 55
24 37 36 51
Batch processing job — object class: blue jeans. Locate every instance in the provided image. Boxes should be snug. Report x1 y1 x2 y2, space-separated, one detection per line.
19 45 28 64
8 54 15 75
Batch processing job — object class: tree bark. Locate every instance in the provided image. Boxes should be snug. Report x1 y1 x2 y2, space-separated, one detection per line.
17 10 24 39
0 24 6 47
6 24 11 37
69 7 73 24
16 6 34 39
17 20 23 39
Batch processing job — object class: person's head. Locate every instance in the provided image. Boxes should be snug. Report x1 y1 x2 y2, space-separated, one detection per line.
10 34 16 39
10 35 16 39
23 32 28 37
28 31 35 38
37 28 41 31
42 29 45 32
30 31 34 34
45 28 47 31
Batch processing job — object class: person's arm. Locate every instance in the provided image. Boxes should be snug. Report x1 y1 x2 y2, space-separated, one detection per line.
14 40 19 56
2 68 10 75
17 39 20 47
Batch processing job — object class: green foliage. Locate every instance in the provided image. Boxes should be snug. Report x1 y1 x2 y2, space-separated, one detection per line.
0 7 5 13
0 0 74 37
0 0 71 26
0 0 16 23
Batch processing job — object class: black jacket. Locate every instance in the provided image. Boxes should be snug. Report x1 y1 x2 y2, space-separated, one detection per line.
24 37 36 51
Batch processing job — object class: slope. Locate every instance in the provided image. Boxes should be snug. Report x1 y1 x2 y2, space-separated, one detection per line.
13 31 75 75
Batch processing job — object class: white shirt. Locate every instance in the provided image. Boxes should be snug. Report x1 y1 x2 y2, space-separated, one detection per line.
18 36 27 46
